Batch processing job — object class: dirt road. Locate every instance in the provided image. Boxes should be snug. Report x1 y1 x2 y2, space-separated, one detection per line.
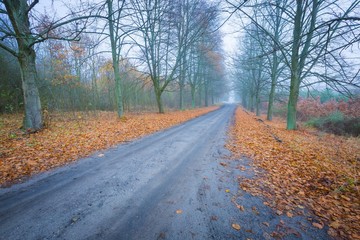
0 105 327 239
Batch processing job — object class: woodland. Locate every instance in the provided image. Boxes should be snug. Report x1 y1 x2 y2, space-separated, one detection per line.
0 0 360 239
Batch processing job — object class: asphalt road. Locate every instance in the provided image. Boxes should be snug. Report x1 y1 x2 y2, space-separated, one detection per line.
0 105 328 239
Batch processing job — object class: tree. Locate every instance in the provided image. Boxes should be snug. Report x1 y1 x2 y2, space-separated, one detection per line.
0 0 43 129
130 0 218 113
0 0 95 130
106 0 127 117
230 0 360 129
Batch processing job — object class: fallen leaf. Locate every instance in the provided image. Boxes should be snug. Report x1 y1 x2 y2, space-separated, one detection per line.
220 162 227 167
286 211 293 218
340 195 351 201
225 189 230 193
237 205 245 211
262 222 270 227
312 222 323 229
98 153 105 157
232 223 241 231
330 221 341 229
175 209 183 214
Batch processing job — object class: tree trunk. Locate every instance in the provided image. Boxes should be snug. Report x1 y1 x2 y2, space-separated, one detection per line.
155 90 164 113
256 93 260 116
287 73 300 130
190 85 195 108
287 0 302 130
114 69 124 116
18 48 43 130
266 0 281 121
3 0 43 130
107 0 124 117
204 82 209 107
267 73 276 121
179 84 184 110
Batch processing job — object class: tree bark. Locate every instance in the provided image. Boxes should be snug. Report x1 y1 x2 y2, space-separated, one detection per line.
4 0 43 130
267 66 277 120
286 0 302 130
155 90 164 113
190 86 195 109
107 0 124 117
18 48 43 130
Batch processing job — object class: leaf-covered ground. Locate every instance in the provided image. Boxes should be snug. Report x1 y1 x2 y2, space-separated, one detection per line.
0 107 217 187
228 107 360 239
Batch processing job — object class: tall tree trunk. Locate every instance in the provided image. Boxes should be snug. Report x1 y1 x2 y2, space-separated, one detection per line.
179 86 184 109
267 41 279 121
114 65 124 116
155 89 164 113
287 75 300 130
204 82 209 107
107 0 124 117
190 85 195 108
287 0 302 130
198 86 202 107
267 71 277 120
18 48 43 130
3 0 43 130
256 91 260 116
179 57 185 110
266 0 281 121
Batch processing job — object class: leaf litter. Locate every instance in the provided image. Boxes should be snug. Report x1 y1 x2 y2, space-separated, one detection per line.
228 107 360 239
0 107 217 186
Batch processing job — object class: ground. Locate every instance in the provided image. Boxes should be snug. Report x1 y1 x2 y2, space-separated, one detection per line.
0 107 217 186
228 107 360 239
0 105 359 239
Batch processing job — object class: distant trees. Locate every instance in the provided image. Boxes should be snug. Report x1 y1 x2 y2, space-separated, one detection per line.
230 0 360 129
130 0 222 113
0 0 227 127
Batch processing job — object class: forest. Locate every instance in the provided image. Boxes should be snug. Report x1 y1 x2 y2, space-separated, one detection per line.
1 1 360 239
0 0 226 130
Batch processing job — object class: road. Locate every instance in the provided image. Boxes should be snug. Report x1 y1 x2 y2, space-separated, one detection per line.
0 105 328 240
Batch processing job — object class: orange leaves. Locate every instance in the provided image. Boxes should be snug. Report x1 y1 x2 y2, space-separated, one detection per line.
229 108 360 239
0 107 218 186
175 209 183 214
231 223 241 231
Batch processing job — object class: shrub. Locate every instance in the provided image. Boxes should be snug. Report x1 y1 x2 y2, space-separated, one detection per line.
306 112 360 137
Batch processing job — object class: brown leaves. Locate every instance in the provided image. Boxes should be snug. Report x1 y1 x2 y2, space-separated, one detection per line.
0 107 218 186
231 223 241 231
175 209 183 214
312 222 324 229
229 108 360 239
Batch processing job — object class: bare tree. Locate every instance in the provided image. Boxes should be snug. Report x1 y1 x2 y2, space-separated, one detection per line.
229 0 360 129
0 0 96 130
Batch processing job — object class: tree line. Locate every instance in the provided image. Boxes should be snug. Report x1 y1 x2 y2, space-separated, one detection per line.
0 0 226 130
229 0 360 129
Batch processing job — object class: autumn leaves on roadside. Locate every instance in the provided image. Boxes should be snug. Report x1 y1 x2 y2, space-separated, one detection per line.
0 107 217 186
228 108 360 239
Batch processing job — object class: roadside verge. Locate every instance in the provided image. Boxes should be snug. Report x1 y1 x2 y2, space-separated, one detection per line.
0 106 218 186
227 107 360 239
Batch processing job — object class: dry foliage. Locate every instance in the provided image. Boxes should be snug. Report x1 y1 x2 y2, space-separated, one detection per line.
0 107 217 186
228 107 360 239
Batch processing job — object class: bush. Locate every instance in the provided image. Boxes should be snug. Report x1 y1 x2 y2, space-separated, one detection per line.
297 97 360 121
306 112 360 137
